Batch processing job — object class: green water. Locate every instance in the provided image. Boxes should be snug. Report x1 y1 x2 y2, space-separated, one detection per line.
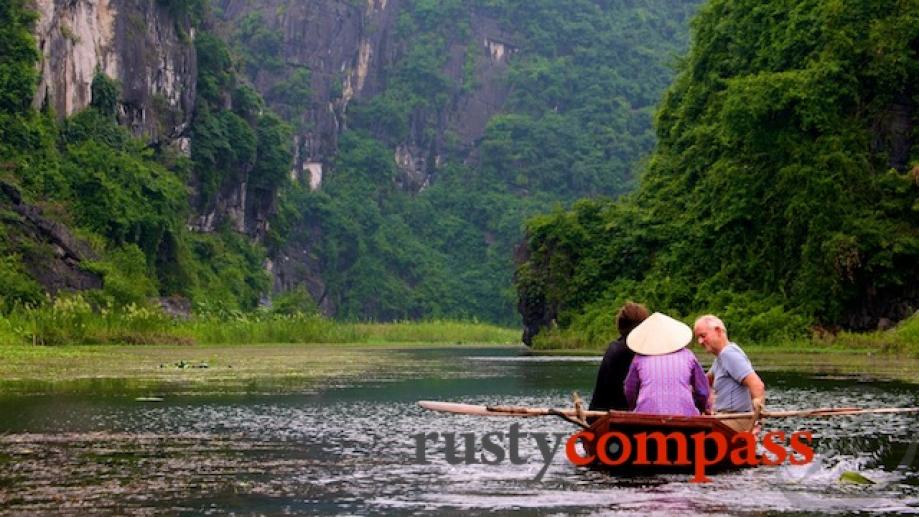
0 346 916 514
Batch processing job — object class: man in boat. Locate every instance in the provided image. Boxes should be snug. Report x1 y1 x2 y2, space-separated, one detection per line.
623 312 711 416
588 302 650 417
693 314 766 432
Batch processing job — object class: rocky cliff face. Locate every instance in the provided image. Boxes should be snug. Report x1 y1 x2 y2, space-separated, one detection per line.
32 0 197 147
216 0 514 190
27 0 527 314
214 0 519 309
31 0 281 244
0 180 102 294
216 0 376 190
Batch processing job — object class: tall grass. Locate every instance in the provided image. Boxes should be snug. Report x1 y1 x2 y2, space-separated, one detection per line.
351 319 519 343
1 296 183 346
530 327 603 351
0 296 520 346
181 313 360 344
826 313 919 355
0 318 17 347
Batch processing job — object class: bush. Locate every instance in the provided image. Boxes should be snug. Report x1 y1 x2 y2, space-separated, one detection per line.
90 72 119 116
82 244 159 307
0 254 44 311
184 229 270 313
0 0 39 115
271 286 318 316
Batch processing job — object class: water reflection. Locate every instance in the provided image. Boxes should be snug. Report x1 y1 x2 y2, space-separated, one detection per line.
0 347 916 515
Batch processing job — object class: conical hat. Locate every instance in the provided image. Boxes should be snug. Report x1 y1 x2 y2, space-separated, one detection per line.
626 312 692 356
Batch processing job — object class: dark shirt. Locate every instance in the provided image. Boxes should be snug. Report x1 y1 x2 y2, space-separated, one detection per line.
588 336 634 412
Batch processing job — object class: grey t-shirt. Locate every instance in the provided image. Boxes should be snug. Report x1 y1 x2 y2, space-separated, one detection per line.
710 343 754 412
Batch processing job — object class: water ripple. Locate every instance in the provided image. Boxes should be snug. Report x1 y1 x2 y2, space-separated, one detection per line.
0 348 916 515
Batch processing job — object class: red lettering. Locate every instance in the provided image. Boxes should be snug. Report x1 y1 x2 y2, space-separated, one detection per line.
729 432 760 466
565 431 596 466
691 431 728 483
634 432 690 465
566 428 815 481
597 431 632 466
789 431 814 465
761 431 787 466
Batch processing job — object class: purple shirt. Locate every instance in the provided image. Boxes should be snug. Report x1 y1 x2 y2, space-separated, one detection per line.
624 348 711 416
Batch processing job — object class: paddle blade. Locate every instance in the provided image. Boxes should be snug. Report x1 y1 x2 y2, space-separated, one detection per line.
418 400 539 417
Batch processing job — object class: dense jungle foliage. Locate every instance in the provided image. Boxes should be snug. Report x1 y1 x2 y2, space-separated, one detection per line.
230 0 699 323
0 0 285 315
5 0 704 327
517 0 919 345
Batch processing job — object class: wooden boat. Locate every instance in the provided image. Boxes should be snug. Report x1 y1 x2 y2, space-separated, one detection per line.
418 399 919 477
578 411 753 474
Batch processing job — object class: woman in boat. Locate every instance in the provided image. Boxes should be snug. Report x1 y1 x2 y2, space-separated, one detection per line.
588 301 650 414
623 312 711 416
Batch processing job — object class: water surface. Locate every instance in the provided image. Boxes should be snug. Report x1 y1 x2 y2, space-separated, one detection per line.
1 346 917 514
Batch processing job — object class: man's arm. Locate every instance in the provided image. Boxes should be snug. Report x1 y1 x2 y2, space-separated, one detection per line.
742 371 766 414
741 371 765 400
705 370 715 411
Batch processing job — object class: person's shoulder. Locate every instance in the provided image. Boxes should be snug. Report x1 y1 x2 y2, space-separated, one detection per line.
723 343 746 356
680 347 701 360
608 336 633 354
602 336 629 359
677 347 696 359
722 342 753 366
721 341 747 359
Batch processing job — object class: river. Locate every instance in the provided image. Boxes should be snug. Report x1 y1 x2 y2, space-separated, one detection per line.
1 346 917 514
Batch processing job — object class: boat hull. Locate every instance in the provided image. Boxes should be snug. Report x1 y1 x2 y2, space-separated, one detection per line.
578 412 755 474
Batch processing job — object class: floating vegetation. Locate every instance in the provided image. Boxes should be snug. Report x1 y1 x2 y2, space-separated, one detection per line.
839 471 876 485
167 361 209 369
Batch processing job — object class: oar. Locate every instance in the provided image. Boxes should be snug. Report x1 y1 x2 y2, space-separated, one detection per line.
419 400 607 418
418 400 919 421
719 406 919 420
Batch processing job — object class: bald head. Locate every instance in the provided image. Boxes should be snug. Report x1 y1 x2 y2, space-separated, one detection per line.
693 314 729 354
694 315 726 334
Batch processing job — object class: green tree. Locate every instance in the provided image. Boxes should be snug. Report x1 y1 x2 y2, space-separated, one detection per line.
516 0 919 344
90 72 119 116
0 0 39 114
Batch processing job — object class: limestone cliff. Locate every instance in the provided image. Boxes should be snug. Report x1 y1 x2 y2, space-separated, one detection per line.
215 0 514 191
32 0 197 146
213 1 519 310
30 0 283 244
26 0 520 295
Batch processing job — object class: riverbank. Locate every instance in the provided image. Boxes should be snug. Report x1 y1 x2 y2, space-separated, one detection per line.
0 304 520 346
0 315 521 394
0 341 527 395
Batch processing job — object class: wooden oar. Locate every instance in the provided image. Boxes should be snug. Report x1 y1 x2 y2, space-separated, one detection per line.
722 406 919 420
419 400 605 418
418 400 919 421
